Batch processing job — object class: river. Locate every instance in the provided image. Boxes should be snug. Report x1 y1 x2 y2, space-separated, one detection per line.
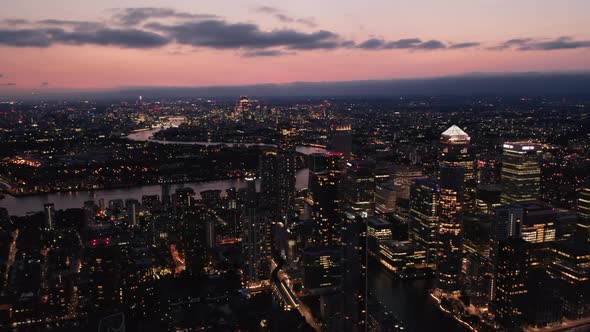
126 127 329 155
368 261 468 332
0 169 311 216
0 127 324 216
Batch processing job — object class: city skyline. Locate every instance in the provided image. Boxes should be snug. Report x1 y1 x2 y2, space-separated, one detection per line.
0 2 589 331
0 95 589 331
1 1 590 94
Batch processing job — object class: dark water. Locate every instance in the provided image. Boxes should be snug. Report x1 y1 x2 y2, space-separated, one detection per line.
368 261 467 332
0 169 310 216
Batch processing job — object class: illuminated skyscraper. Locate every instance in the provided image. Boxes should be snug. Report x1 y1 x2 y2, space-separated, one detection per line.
342 160 375 217
492 237 531 330
302 247 342 291
577 185 590 244
578 185 590 222
241 176 272 285
547 243 590 320
260 142 296 225
341 215 368 332
127 200 137 228
242 210 272 285
492 206 523 245
308 152 343 247
259 151 295 221
235 95 253 120
435 166 465 296
489 201 558 316
367 216 392 254
179 204 211 275
515 203 556 247
409 178 440 266
329 124 352 160
393 164 424 201
501 141 542 204
374 181 397 214
439 125 476 209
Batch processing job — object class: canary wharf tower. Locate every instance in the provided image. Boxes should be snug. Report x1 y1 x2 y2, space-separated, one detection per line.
439 125 476 209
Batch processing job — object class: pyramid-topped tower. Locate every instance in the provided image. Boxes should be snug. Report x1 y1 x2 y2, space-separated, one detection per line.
440 125 470 144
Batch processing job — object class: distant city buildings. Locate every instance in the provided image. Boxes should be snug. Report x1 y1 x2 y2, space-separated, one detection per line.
0 96 588 331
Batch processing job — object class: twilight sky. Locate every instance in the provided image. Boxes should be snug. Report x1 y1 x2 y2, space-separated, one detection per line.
1 0 590 94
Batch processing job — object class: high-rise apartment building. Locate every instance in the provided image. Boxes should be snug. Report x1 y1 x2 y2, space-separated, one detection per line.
308 152 343 247
493 237 531 330
260 146 296 225
409 178 439 266
435 166 465 296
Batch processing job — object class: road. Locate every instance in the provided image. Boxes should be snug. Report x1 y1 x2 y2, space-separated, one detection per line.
271 258 321 332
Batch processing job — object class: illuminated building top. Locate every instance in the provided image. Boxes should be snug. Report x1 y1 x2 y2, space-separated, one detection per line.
440 125 470 144
332 124 352 131
502 141 542 152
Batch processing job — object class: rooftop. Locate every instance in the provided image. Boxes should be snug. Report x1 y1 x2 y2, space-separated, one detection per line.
440 125 470 144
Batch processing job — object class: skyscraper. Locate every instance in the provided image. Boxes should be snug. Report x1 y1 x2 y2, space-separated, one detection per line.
302 247 342 291
393 164 424 201
341 215 368 332
577 184 590 244
374 181 397 214
127 200 137 228
501 141 542 204
490 201 559 318
435 166 465 296
439 125 476 209
578 185 590 222
493 237 531 330
259 146 296 225
547 243 590 320
179 204 211 275
409 178 440 266
308 152 343 247
242 210 273 286
342 160 375 217
329 124 352 160
367 216 393 253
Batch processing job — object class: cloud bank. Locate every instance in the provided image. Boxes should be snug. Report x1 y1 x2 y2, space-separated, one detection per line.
0 8 589 57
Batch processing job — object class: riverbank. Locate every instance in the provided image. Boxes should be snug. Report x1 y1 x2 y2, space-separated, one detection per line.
367 260 468 332
1 174 251 197
2 127 326 198
0 169 311 216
